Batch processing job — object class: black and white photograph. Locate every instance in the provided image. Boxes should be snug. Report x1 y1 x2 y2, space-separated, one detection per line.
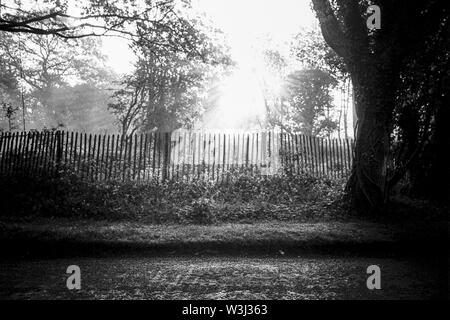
0 0 448 308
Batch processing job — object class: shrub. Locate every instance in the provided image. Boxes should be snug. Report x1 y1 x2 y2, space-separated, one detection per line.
175 197 217 225
0 170 346 223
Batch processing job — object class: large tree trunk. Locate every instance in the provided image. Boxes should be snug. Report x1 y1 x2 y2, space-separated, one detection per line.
346 64 395 213
310 0 400 214
311 0 448 214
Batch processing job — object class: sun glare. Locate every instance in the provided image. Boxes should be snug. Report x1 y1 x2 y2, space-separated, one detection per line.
203 67 267 130
194 0 316 130
99 0 317 130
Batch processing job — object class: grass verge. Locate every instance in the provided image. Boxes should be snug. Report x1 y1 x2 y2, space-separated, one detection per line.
1 217 447 258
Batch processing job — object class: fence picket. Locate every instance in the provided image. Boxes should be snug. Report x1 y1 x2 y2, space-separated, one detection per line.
0 130 354 182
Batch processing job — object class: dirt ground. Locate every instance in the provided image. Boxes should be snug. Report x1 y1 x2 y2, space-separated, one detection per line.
0 256 446 300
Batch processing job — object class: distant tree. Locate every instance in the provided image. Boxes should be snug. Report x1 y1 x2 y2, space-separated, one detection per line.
260 49 288 129
1 0 228 133
108 70 147 136
0 102 19 131
291 27 347 81
282 69 337 136
108 8 231 135
261 44 338 136
0 57 21 131
291 26 351 139
0 32 110 128
0 32 106 89
47 84 117 132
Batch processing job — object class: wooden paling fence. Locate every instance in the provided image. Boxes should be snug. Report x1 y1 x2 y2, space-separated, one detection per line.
0 130 354 182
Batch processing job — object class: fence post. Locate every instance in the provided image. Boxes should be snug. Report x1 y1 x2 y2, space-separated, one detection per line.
162 132 171 182
56 130 63 175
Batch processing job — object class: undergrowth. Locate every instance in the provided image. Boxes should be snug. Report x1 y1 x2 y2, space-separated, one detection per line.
0 170 348 224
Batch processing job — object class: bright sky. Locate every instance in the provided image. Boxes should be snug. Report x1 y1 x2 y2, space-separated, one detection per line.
194 0 316 60
102 0 316 74
194 0 317 129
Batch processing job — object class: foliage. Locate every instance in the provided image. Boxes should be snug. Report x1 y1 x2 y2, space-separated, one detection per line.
281 69 338 136
389 8 450 203
108 8 231 135
0 30 115 130
0 0 194 40
0 171 346 223
263 28 341 137
0 58 21 131
0 33 107 91
311 0 449 212
0 102 20 131
288 26 350 139
48 84 117 132
291 27 347 81
177 197 217 225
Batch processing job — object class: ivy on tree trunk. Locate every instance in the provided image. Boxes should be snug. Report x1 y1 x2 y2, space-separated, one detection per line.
311 0 445 213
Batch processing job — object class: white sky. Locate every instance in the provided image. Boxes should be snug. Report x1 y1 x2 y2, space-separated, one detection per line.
102 0 317 74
